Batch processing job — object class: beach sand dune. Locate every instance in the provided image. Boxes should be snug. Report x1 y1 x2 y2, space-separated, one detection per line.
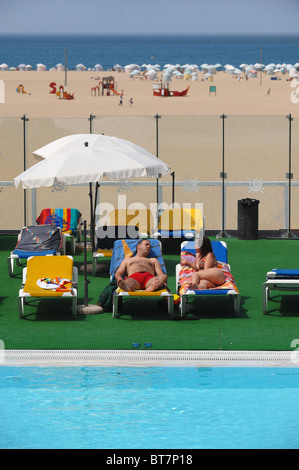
0 70 298 118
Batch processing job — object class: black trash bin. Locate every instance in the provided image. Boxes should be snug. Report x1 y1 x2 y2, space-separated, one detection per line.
238 198 260 239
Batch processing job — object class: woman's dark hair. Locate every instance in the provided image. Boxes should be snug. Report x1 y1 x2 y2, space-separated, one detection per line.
201 236 213 257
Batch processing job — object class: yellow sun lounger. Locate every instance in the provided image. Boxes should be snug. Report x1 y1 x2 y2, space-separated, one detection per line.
18 255 78 319
154 206 204 253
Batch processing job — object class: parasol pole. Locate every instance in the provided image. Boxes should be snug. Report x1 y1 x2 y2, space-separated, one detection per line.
83 220 89 306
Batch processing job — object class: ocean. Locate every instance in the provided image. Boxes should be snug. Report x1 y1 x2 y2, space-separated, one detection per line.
0 34 298 71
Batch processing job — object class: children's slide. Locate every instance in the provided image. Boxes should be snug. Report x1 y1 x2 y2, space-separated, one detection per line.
109 85 122 95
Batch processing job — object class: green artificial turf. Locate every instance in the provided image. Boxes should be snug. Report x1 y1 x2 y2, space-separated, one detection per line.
1 235 299 351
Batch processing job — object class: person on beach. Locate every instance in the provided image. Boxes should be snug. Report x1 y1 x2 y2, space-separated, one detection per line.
119 94 123 105
129 97 133 107
115 239 168 292
180 236 225 290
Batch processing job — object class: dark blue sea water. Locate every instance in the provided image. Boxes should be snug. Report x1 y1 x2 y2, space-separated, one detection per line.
0 34 299 70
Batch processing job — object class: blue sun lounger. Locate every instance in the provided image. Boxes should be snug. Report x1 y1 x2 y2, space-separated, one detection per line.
110 238 174 318
262 269 299 314
7 225 62 277
92 225 140 276
176 240 240 317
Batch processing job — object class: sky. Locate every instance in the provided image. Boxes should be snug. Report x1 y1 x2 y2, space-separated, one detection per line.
0 0 298 35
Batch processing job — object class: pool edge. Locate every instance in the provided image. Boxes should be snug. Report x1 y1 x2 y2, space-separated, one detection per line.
1 349 299 367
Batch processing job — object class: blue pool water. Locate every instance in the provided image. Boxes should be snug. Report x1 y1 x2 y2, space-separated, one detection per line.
1 366 299 449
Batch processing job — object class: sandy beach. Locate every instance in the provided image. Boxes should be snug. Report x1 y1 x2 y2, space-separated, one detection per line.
0 69 298 118
1 67 299 234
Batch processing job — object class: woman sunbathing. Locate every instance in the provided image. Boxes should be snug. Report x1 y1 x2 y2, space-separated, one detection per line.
180 236 225 290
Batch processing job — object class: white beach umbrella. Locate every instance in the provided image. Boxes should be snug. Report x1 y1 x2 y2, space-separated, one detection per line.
15 134 170 188
14 134 171 309
130 69 140 77
162 72 172 82
225 65 235 74
76 64 86 71
289 68 298 77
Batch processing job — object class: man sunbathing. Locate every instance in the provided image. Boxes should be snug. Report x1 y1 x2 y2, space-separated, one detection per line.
115 239 168 292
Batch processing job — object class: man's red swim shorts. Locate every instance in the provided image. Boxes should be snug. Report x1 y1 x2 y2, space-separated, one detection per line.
127 271 155 289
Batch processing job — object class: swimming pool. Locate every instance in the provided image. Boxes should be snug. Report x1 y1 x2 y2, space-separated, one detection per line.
1 360 299 449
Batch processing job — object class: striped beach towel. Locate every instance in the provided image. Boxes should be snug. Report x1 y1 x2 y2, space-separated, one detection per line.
36 208 81 236
178 250 239 296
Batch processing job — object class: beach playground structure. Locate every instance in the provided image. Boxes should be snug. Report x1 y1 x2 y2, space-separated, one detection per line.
91 76 121 96
49 82 74 100
153 82 190 97
16 84 27 94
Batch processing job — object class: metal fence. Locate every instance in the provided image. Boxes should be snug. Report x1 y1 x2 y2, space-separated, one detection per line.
0 113 298 235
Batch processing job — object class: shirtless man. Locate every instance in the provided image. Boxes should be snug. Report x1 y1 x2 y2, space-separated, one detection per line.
115 239 168 292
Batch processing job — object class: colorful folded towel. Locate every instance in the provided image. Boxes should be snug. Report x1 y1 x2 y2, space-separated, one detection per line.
36 208 81 236
36 277 72 292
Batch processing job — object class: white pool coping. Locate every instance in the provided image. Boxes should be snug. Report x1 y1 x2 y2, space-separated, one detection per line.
1 349 299 367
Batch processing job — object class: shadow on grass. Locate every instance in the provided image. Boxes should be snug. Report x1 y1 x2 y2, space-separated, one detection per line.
266 294 299 317
19 298 86 321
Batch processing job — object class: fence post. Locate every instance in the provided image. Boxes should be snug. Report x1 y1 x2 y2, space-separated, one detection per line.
21 114 29 226
89 113 95 134
220 113 227 237
286 113 293 238
154 114 161 225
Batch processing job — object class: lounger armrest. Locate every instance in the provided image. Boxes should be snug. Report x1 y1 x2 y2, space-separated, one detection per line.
72 267 78 288
175 263 181 294
22 267 27 284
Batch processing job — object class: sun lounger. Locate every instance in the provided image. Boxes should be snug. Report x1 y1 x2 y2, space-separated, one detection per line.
262 269 299 314
101 208 154 238
154 207 204 252
36 208 82 254
7 224 62 277
18 255 78 319
109 238 174 318
176 240 240 317
92 225 140 276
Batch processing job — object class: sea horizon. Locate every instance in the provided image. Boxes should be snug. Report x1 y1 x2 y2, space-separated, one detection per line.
0 33 298 71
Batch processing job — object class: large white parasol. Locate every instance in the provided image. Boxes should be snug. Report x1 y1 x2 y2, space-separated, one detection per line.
15 134 170 188
14 134 171 313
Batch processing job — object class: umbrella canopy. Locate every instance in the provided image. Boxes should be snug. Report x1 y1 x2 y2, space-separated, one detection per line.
14 134 170 189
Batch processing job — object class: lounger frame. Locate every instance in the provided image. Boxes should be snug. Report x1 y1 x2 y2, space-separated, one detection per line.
262 270 299 314
7 225 63 277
